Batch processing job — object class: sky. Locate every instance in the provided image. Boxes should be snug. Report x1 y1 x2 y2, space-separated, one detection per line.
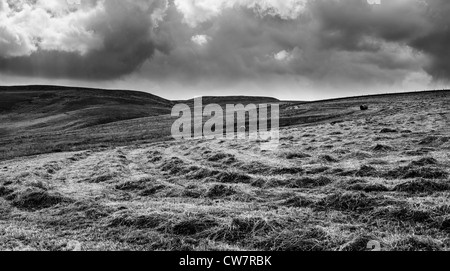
1 0 450 101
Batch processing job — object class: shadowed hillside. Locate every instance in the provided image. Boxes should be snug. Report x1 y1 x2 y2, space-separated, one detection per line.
0 86 287 160
0 85 174 134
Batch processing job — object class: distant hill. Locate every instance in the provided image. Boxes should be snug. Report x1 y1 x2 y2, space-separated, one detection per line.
0 85 174 134
178 96 281 107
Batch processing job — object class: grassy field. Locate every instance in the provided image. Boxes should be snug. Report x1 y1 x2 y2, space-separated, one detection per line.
0 87 450 251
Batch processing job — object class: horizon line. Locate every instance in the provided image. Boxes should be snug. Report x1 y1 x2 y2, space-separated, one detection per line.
1 84 448 104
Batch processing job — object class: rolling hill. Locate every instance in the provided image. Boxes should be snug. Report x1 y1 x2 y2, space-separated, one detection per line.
0 85 287 160
0 85 175 134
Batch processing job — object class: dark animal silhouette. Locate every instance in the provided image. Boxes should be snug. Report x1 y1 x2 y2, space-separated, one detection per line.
360 105 369 111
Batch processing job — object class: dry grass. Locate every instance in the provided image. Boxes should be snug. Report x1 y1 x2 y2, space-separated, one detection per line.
1 90 450 251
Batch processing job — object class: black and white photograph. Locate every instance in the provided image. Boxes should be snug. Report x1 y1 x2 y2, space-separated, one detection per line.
0 0 450 255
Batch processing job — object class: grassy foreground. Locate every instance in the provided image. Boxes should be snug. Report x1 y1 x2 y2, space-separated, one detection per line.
1 90 450 251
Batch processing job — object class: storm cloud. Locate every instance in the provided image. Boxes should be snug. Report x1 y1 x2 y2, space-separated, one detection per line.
0 0 168 79
1 0 450 99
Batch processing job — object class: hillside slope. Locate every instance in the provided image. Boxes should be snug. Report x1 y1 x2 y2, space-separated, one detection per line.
0 86 174 135
0 86 290 160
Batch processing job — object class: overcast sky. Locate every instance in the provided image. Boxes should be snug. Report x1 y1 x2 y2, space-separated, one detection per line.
1 0 450 100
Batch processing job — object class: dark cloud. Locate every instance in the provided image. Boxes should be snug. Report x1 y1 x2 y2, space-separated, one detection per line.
142 1 429 90
0 0 168 80
310 0 445 76
1 0 450 98
408 0 450 80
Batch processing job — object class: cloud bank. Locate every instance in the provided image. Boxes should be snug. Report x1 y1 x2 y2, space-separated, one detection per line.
1 0 449 99
0 0 168 79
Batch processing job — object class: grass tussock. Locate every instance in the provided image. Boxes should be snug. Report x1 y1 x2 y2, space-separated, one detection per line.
305 166 330 175
172 217 219 236
380 128 398 134
348 183 389 193
0 186 14 197
289 176 333 188
107 211 168 229
280 151 311 160
386 166 448 180
316 192 384 212
186 167 221 180
269 167 303 175
281 196 315 208
372 206 432 224
147 150 163 163
182 187 205 199
211 217 274 244
115 177 154 191
372 144 394 152
392 236 443 251
207 153 237 163
42 200 114 229
206 185 237 199
441 218 450 232
410 157 439 166
217 172 252 184
339 235 381 251
394 179 450 194
90 173 117 183
10 188 72 211
320 155 338 163
114 177 167 196
346 151 372 159
139 185 166 196
0 199 12 219
257 228 330 251
355 165 380 177
419 136 450 147
239 161 270 175
404 148 435 156
159 157 185 174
